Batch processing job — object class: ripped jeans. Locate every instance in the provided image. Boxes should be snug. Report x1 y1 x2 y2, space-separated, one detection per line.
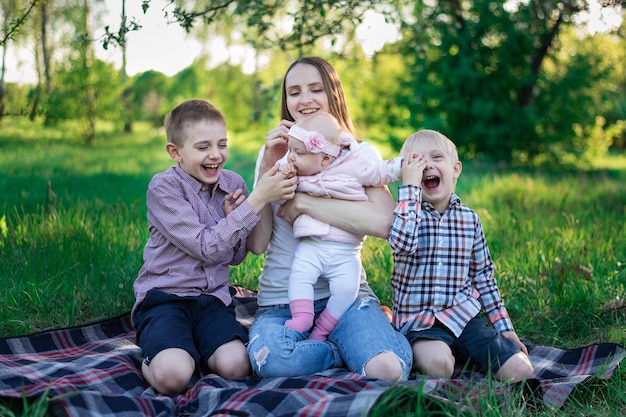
247 283 412 379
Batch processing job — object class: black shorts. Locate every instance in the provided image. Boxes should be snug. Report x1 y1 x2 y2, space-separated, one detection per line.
406 316 520 374
135 289 248 367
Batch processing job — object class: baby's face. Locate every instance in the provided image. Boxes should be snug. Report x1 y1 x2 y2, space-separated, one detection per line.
286 136 327 176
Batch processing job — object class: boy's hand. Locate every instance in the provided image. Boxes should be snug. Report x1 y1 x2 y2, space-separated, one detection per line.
224 188 246 215
247 164 298 213
402 152 426 186
502 331 529 356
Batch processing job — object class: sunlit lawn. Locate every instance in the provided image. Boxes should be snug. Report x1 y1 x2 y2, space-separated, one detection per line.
0 117 624 416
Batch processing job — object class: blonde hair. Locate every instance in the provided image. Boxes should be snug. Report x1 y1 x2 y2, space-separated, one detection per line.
165 99 225 147
401 129 459 163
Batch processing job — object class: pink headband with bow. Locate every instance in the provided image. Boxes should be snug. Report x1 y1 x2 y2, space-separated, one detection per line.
288 125 341 157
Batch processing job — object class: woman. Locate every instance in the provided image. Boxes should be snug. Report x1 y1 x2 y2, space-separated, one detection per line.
246 57 412 381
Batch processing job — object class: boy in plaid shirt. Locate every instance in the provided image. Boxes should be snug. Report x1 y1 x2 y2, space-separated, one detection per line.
388 129 533 382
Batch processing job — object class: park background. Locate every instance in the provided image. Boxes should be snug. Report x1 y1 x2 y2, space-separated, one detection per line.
1 1 625 416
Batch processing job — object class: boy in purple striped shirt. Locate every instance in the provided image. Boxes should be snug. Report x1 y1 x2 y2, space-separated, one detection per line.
132 99 297 395
389 129 533 383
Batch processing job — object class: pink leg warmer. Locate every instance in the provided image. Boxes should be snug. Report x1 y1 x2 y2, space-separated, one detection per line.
285 299 314 332
308 309 339 341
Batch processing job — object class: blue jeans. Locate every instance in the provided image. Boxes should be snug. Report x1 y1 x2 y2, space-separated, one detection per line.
247 283 412 379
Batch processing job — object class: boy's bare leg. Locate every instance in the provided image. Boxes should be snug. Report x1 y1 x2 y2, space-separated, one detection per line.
207 339 251 379
412 339 455 378
494 351 534 383
141 347 195 395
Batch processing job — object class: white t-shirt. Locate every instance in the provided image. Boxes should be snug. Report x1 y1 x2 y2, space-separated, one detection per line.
253 141 383 306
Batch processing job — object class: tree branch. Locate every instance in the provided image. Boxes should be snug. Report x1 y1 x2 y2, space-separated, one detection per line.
1 0 40 47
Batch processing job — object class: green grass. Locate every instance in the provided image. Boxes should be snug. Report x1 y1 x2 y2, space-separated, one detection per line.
0 116 625 416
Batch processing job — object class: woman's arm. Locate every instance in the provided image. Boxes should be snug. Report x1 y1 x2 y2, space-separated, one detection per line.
246 164 297 254
247 120 295 254
278 185 395 239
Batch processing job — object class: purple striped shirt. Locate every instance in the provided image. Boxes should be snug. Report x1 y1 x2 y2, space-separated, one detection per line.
388 184 513 337
132 165 260 320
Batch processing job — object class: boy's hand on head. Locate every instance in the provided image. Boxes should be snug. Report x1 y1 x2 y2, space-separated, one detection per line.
402 153 426 186
224 189 246 215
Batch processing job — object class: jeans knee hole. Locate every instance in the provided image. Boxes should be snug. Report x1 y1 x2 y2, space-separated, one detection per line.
254 347 268 366
357 298 373 310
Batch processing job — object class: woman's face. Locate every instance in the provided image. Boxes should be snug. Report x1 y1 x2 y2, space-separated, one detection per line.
284 63 330 123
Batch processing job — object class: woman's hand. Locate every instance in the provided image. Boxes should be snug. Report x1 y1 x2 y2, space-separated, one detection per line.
277 192 305 225
259 120 294 176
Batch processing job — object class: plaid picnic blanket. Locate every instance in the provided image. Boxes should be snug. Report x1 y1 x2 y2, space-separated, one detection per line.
1 287 624 417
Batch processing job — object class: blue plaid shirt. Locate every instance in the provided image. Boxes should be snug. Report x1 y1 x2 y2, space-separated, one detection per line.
388 184 514 337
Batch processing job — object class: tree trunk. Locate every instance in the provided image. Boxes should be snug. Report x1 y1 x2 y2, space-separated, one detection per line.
518 12 563 108
0 0 12 122
0 36 7 122
28 1 51 122
82 0 96 145
28 84 40 120
41 0 51 92
121 0 133 133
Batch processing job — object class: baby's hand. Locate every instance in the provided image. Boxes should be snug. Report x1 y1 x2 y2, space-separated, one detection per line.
402 152 427 186
278 162 296 178
224 188 246 215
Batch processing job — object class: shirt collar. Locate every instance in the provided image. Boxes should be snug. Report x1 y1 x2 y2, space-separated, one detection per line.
422 193 461 213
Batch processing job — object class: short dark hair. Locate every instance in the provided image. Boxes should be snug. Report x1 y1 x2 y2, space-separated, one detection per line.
165 99 225 146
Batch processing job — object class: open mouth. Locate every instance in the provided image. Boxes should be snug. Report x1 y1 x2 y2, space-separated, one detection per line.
423 175 440 189
202 163 220 173
301 109 318 115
